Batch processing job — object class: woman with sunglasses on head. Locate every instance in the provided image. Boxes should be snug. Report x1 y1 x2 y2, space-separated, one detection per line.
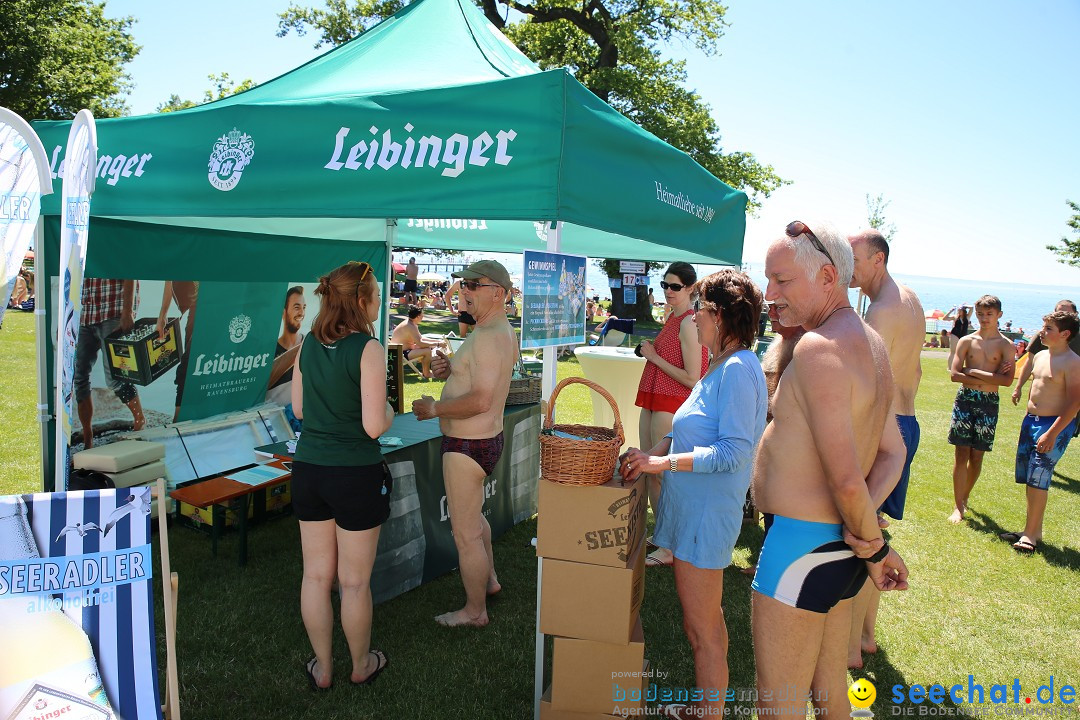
290 260 395 690
634 261 709 567
621 269 768 719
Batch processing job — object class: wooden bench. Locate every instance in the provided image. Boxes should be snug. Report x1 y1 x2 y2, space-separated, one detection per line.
169 459 292 566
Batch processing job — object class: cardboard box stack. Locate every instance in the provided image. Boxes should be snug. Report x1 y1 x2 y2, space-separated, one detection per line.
537 473 649 718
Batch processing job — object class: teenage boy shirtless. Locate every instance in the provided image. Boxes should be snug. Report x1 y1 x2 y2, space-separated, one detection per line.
1001 311 1080 552
947 295 1015 523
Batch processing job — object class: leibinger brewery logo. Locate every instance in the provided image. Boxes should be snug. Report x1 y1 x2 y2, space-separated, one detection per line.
581 488 641 562
208 128 255 191
228 314 252 344
325 123 517 178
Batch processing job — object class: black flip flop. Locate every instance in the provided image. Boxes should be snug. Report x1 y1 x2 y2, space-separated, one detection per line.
999 531 1023 543
305 657 330 691
352 650 389 686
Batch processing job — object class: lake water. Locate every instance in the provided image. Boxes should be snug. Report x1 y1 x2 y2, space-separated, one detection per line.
405 252 1075 340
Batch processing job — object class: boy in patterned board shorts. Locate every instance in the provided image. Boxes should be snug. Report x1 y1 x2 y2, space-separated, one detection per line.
947 295 1016 524
1001 311 1080 553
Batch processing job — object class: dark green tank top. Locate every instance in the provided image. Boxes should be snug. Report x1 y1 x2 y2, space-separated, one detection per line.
293 332 382 466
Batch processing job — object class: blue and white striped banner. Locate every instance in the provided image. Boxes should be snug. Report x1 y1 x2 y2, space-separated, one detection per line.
0 488 161 720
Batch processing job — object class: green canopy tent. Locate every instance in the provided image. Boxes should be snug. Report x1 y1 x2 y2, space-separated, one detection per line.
32 0 748 486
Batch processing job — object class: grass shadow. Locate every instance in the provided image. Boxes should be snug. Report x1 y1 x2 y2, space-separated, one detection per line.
1050 469 1079 496
967 509 1080 571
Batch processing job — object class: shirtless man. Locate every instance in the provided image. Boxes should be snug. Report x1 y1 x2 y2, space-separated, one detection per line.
752 220 909 718
1002 311 1080 553
947 295 1015 523
403 257 419 304
390 306 440 378
412 260 516 627
846 229 925 668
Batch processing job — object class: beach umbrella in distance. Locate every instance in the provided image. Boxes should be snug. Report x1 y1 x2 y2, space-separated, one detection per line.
417 271 447 282
392 261 407 273
925 309 945 319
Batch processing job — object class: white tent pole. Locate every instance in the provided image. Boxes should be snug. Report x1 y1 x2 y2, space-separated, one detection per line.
541 221 561 401
384 219 397 344
34 223 50 491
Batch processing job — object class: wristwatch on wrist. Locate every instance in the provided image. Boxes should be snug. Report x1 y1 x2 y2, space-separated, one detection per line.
868 541 890 563
669 456 678 473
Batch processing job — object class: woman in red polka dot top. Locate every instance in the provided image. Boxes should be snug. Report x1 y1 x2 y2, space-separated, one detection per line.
636 261 707 566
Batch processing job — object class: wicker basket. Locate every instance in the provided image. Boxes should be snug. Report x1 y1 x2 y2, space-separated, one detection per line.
507 373 542 405
539 377 624 485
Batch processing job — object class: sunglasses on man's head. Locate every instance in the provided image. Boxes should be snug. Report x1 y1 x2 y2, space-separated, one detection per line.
660 281 687 292
785 221 835 267
462 279 499 291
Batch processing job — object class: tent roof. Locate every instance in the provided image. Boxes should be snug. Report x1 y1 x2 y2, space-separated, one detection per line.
34 0 746 266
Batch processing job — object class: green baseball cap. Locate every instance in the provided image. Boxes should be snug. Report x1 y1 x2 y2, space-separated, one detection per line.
453 260 513 292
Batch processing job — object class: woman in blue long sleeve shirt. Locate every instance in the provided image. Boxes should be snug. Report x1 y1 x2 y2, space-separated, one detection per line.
620 269 768 718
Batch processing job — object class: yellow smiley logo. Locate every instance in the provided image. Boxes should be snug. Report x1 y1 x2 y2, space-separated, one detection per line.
848 678 876 709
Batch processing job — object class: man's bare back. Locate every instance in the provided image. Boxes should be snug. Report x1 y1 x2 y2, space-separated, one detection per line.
755 310 894 524
439 320 516 439
390 319 422 349
865 282 924 415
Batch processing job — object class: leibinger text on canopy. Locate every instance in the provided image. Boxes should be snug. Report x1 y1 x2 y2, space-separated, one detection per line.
325 124 517 178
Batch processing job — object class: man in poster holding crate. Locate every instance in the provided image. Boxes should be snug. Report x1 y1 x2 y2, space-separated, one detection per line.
74 278 145 448
412 260 516 628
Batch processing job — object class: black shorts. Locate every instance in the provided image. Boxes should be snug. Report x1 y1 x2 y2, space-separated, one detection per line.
458 311 476 326
290 460 392 531
403 279 418 292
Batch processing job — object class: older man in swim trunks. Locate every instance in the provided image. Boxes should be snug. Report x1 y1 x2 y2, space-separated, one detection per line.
413 260 516 627
752 220 910 718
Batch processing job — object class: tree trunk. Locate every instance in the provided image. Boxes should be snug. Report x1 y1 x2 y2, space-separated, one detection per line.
608 283 652 322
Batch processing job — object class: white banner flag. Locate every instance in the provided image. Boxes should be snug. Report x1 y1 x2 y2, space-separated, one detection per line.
0 108 51 327
55 110 97 490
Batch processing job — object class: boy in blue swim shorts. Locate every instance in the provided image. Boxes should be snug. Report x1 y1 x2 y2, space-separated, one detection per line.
1002 310 1080 553
947 295 1016 524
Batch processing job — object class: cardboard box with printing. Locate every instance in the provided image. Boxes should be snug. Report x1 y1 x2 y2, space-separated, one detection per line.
540 664 649 720
540 542 645 645
550 619 646 715
536 473 645 569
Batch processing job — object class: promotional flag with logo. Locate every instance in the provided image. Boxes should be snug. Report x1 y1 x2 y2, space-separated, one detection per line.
0 488 162 720
0 108 49 327
175 281 284 421
55 111 97 490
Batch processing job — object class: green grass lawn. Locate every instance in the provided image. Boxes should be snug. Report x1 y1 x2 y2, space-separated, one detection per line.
1 310 1077 718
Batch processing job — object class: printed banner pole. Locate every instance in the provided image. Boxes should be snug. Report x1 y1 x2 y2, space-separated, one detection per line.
54 110 97 491
0 108 51 327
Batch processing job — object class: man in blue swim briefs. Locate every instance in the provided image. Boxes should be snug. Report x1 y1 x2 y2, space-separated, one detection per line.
413 260 516 628
846 229 926 669
947 295 1016 524
753 221 910 719
1002 310 1080 553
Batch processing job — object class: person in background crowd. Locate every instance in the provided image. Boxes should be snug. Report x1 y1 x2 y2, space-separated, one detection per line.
1002 310 1080 553
291 260 394 690
634 261 707 567
947 295 1015 523
404 257 419 304
948 306 970 369
7 268 30 308
75 278 145 448
752 220 908 719
846 229 925 669
413 260 517 627
390 306 440 378
621 269 767 720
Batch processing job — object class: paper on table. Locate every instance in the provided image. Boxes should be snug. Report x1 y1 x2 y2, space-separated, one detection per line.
227 465 290 486
379 436 404 447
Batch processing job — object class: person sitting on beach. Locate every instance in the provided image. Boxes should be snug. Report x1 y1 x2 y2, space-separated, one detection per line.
390 306 441 379
1002 310 1080 553
947 295 1015 524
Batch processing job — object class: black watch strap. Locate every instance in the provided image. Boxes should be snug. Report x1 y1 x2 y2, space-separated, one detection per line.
867 542 890 563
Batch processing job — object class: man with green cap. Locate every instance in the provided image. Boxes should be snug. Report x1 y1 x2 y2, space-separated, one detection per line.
413 259 517 627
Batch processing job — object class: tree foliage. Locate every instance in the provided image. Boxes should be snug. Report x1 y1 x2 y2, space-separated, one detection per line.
156 73 259 113
0 0 139 120
1046 199 1080 269
865 192 897 243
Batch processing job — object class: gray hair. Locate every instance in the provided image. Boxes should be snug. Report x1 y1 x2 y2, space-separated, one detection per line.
786 220 853 286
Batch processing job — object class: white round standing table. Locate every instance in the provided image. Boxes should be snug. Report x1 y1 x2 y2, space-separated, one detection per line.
573 346 647 450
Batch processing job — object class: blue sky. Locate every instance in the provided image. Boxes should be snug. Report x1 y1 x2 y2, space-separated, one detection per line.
106 0 1080 285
